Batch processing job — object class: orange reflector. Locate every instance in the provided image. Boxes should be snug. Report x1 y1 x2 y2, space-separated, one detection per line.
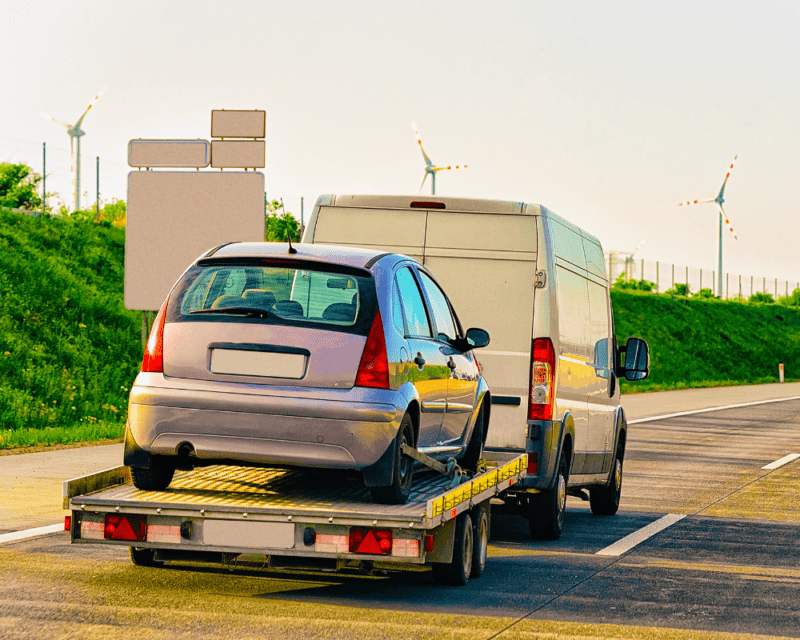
64 516 71 532
451 508 456 519
104 514 146 542
349 527 392 555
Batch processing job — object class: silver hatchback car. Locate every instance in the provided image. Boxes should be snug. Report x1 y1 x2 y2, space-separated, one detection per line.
125 242 491 504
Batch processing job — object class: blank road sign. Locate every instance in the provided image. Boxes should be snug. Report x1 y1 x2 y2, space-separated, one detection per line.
128 139 210 168
210 140 265 168
125 171 265 311
211 110 266 138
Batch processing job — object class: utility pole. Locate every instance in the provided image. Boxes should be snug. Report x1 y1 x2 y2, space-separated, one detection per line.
718 211 723 297
94 156 100 222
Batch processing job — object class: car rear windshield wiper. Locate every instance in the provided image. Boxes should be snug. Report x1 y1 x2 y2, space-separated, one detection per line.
189 306 275 318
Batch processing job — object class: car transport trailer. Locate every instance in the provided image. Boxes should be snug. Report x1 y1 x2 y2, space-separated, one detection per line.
64 453 526 586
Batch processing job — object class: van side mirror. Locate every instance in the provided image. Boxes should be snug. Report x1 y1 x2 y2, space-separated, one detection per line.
455 327 490 352
618 337 649 381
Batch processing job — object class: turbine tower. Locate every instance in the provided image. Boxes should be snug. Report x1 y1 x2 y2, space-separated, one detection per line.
41 90 103 211
413 122 467 195
679 154 738 297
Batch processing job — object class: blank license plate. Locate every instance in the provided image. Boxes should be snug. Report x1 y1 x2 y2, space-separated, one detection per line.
210 349 306 378
203 519 295 549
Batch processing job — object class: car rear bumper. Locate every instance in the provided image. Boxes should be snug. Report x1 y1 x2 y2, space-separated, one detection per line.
127 374 403 470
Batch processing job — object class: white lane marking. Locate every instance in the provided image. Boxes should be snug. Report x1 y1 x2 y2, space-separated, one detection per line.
596 513 686 557
628 395 800 424
0 523 64 545
762 453 800 470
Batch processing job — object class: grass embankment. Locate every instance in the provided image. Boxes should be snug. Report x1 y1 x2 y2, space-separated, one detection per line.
613 289 800 393
0 208 141 448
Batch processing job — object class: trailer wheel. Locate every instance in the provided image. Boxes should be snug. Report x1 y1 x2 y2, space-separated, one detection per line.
528 449 567 541
470 506 489 579
370 414 415 505
590 449 622 516
433 512 473 586
130 546 164 567
459 403 485 473
130 457 175 491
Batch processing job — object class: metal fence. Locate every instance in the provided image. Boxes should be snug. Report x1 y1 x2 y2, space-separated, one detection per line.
606 255 799 300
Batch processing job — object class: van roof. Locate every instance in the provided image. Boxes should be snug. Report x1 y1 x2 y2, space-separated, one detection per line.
321 194 527 215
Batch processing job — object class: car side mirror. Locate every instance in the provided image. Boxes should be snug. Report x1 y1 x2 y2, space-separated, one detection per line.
618 337 649 381
460 327 490 351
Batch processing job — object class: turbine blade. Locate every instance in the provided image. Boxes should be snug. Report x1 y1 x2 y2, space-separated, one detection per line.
718 154 737 199
412 121 434 167
75 90 104 127
679 198 715 206
40 111 71 129
719 204 738 240
419 172 428 192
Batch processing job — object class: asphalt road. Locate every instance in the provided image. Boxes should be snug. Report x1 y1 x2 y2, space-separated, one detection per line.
2 383 800 639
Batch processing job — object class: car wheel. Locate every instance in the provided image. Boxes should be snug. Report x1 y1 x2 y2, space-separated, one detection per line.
459 403 485 473
470 506 489 579
590 449 623 516
130 546 164 567
130 457 175 491
433 511 473 586
370 413 415 505
528 449 567 541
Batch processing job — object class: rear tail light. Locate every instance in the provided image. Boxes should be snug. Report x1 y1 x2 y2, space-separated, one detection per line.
104 514 147 542
142 297 169 373
64 515 71 531
355 310 390 389
349 527 392 555
528 338 555 420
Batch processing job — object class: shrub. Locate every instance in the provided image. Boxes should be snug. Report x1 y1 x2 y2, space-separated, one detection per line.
694 288 719 300
749 291 774 304
665 283 690 296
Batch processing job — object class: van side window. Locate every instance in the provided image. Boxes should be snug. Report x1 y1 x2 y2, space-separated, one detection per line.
418 271 458 342
588 281 611 377
555 265 592 359
395 268 432 338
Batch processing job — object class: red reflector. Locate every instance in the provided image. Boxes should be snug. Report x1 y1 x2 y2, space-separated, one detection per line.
424 534 434 553
409 201 446 209
355 311 390 389
104 514 147 542
527 453 539 475
142 297 169 373
64 515 71 531
349 527 392 555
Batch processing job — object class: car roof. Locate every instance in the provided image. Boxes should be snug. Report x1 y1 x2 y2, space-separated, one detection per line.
201 241 411 271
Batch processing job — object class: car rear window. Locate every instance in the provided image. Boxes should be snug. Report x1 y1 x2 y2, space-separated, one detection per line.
166 258 377 336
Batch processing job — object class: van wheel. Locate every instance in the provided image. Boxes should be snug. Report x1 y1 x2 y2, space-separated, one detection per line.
590 450 623 516
470 506 489 579
130 457 175 491
528 450 567 541
433 512 473 586
370 414 415 505
130 547 164 567
459 403 485 473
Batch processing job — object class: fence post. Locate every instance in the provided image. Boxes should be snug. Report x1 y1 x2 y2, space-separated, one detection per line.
686 266 689 287
672 264 675 289
656 261 659 293
641 258 644 282
726 273 729 299
776 279 778 299
713 271 716 296
739 275 742 299
763 276 766 294
700 270 703 291
751 276 754 296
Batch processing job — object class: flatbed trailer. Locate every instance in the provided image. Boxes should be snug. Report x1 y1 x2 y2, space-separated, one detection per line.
64 453 526 586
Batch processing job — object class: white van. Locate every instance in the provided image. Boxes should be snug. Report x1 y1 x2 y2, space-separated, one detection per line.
304 195 649 539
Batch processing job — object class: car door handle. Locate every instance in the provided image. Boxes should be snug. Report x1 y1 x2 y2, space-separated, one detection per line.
414 354 426 366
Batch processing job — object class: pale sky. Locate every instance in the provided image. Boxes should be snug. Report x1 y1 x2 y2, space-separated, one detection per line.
2 1 799 282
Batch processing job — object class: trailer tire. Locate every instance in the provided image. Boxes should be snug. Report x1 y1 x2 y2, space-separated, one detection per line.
460 403 485 473
130 458 175 491
528 449 567 541
433 512 473 586
590 448 622 516
370 413 415 505
130 546 164 567
470 506 489 579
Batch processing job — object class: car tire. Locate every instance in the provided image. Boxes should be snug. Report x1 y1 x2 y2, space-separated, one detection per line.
130 457 175 491
590 448 623 516
459 403 485 473
470 506 489 579
370 413 415 505
433 512 473 586
130 546 164 567
528 449 567 541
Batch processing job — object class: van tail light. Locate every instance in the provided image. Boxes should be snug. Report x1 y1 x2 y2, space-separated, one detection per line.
355 310 390 389
528 338 555 420
142 298 168 373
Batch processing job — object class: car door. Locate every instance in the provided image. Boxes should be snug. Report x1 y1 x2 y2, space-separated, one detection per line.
394 266 450 448
417 269 479 448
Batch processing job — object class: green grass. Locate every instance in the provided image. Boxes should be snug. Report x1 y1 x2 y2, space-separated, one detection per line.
0 208 140 448
613 289 800 393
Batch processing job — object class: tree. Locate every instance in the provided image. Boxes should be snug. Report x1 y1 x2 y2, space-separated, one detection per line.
265 199 301 242
0 163 42 210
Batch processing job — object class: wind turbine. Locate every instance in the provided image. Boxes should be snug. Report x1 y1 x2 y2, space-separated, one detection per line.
625 241 645 281
41 90 103 211
412 122 467 195
679 154 738 297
